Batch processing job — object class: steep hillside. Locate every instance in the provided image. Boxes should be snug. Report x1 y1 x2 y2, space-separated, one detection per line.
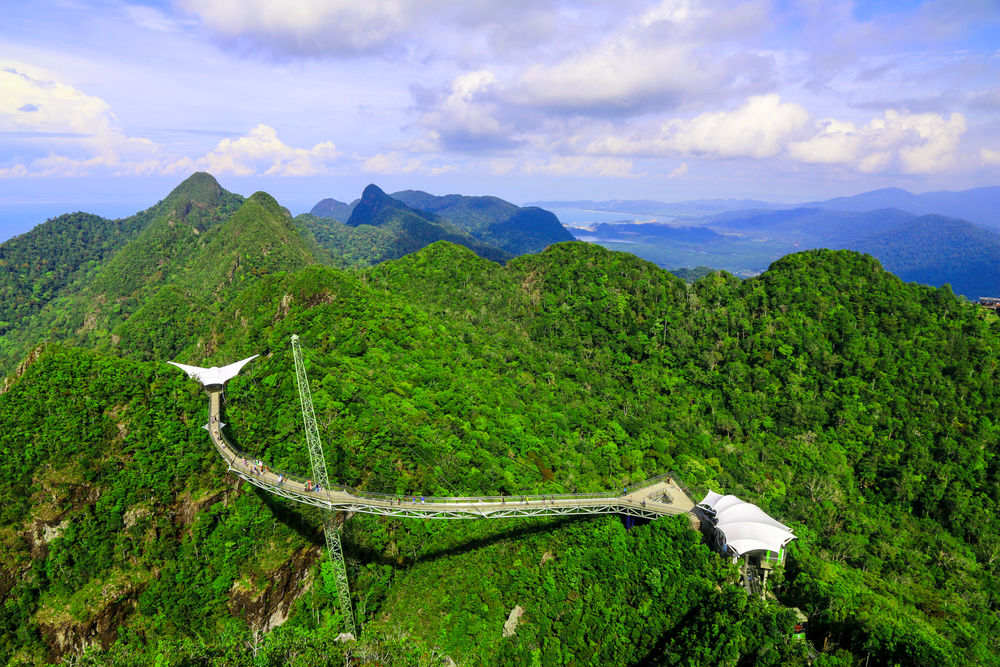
391 189 573 255
0 174 329 373
0 212 144 336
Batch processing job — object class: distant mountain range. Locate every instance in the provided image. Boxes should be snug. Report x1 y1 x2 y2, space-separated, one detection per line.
802 186 1000 229
548 185 1000 298
307 186 573 261
532 185 1000 229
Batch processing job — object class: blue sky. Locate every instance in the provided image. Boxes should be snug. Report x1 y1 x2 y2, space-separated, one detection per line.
1 0 998 239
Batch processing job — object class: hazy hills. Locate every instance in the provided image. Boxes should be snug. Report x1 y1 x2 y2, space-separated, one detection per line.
803 185 1000 229
536 185 1000 228
556 185 1000 297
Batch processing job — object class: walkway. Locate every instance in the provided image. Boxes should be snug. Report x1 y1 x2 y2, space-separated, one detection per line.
204 389 695 520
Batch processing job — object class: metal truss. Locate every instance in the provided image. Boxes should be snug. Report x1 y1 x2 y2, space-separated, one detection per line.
290 334 356 638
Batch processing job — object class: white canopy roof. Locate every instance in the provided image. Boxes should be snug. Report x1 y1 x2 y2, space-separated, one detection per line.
167 355 259 387
699 491 795 557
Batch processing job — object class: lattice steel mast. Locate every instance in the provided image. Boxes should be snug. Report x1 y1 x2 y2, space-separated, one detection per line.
291 334 356 637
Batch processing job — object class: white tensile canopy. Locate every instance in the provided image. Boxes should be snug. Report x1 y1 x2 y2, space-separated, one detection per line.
167 355 259 387
699 491 795 558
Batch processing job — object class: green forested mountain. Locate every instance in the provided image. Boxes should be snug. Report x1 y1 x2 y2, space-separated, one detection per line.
390 189 574 255
851 214 1000 298
305 186 572 262
0 213 142 336
309 197 355 222
298 184 510 267
0 173 326 374
1 176 999 666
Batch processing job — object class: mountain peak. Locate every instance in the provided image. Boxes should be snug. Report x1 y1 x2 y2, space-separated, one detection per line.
165 172 223 205
347 184 398 227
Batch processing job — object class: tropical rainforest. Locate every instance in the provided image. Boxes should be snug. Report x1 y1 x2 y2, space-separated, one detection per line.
0 173 998 666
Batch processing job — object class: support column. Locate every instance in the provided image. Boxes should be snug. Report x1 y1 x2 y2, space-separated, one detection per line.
292 334 356 638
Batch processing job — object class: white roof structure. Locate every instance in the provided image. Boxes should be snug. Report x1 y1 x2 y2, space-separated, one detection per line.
167 355 259 387
699 491 795 558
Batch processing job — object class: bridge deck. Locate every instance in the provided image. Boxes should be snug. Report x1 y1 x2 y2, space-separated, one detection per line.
206 389 694 520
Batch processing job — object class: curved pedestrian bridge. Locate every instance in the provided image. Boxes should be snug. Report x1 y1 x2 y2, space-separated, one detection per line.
173 356 695 521
205 389 694 520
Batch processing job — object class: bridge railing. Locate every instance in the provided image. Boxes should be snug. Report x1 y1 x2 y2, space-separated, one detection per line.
216 419 692 506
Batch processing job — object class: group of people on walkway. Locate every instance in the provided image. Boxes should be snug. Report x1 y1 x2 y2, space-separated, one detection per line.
241 457 269 477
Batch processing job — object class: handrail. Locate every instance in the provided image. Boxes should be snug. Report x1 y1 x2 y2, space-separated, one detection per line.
208 389 694 517
222 428 687 505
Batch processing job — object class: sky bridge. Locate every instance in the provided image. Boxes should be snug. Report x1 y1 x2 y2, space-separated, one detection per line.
169 345 696 637
204 388 695 520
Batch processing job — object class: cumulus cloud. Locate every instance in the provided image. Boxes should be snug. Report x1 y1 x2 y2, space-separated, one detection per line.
789 110 967 173
981 148 1000 166
193 124 341 176
410 0 776 152
415 70 517 151
668 162 689 178
0 62 160 176
179 0 434 56
588 95 811 159
0 63 344 178
362 151 455 175
581 94 969 175
507 0 773 116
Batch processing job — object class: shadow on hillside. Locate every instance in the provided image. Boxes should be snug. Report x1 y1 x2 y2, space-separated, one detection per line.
251 485 324 544
351 515 597 568
247 487 633 569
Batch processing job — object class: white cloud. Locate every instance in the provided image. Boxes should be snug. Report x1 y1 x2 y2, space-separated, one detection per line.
178 0 427 55
416 70 514 151
588 95 811 159
0 63 343 178
0 61 161 176
1 62 117 137
194 124 341 176
362 151 455 175
789 110 967 174
981 148 1000 165
668 162 689 178
581 94 969 175
498 0 772 116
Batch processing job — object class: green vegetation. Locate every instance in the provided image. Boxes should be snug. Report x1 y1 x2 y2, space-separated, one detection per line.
0 174 998 666
0 212 143 336
852 214 1000 298
298 184 510 267
391 189 574 255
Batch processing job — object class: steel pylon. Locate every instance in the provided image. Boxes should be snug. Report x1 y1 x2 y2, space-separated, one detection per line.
291 334 356 637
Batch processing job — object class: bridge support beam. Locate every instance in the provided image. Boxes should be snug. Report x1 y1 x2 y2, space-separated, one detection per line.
323 518 355 637
292 334 356 638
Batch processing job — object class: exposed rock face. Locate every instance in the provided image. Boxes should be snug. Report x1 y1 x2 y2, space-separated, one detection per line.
229 545 322 632
502 604 525 637
38 579 144 661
